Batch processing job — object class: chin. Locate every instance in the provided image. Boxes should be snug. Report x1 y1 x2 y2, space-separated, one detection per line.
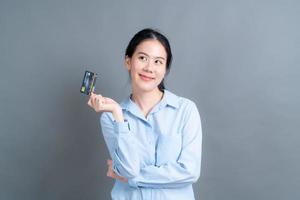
139 86 158 92
134 82 160 93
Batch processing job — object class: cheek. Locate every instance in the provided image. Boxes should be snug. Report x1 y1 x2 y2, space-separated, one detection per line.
157 67 166 78
131 60 144 71
129 65 141 79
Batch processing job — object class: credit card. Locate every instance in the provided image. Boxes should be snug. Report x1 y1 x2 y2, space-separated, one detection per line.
80 70 97 95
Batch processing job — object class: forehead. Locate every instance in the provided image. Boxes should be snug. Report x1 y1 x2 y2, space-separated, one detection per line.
135 39 167 58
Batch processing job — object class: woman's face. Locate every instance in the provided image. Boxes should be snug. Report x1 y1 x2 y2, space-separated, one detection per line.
125 39 167 93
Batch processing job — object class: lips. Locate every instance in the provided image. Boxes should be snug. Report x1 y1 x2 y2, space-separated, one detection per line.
139 74 155 81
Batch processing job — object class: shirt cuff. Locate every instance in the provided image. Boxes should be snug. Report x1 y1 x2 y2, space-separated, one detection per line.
128 177 138 188
113 119 130 134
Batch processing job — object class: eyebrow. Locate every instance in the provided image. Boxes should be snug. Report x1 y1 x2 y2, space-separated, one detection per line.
137 52 166 60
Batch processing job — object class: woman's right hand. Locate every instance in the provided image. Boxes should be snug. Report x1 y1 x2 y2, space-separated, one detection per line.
106 159 128 183
87 93 124 122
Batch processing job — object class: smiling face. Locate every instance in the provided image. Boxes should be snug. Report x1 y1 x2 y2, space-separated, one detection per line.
125 39 167 93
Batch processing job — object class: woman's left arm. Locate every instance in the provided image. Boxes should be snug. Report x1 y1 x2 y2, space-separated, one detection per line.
112 102 202 189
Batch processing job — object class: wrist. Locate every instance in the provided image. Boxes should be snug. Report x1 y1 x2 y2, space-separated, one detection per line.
112 105 124 122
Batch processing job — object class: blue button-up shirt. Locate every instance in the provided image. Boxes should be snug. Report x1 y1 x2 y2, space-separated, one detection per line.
100 90 202 200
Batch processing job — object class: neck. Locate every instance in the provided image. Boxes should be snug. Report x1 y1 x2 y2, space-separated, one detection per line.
131 88 164 117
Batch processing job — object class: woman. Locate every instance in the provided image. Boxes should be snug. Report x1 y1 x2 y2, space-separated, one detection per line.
88 28 202 200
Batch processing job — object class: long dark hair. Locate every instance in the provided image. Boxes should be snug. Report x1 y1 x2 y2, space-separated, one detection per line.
125 28 172 92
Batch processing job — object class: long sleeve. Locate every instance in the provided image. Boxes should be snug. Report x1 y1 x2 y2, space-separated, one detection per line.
100 112 140 178
128 102 202 189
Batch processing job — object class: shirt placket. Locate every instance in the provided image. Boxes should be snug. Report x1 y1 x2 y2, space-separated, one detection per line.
145 116 156 165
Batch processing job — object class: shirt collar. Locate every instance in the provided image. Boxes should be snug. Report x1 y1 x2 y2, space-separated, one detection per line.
159 89 180 109
120 89 180 114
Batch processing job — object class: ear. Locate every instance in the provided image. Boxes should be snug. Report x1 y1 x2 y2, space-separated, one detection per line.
124 56 131 71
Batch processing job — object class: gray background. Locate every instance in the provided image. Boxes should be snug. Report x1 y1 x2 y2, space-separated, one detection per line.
0 0 299 199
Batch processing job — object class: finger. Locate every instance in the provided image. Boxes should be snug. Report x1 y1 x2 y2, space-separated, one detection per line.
108 171 117 179
92 95 101 107
89 93 96 105
90 95 95 106
87 98 92 107
108 165 113 172
107 170 127 182
107 169 115 178
97 95 103 104
106 166 112 175
107 171 113 177
94 95 102 107
107 159 113 165
95 99 102 112
97 98 103 106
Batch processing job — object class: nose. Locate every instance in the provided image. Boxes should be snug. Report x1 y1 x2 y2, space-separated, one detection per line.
143 61 153 73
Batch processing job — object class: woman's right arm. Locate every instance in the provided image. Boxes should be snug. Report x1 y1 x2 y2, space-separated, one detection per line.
88 93 140 178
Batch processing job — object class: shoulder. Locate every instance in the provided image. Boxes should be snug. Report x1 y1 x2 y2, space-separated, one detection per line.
168 92 202 128
166 90 201 125
166 90 198 111
179 97 198 110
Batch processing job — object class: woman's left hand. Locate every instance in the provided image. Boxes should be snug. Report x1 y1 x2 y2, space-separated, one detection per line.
106 159 128 183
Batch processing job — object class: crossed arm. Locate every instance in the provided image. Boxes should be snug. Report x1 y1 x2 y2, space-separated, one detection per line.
88 93 202 188
100 102 202 189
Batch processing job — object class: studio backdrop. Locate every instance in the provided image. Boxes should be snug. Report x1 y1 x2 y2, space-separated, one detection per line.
0 0 299 200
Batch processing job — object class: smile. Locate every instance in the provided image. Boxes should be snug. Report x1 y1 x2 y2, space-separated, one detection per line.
139 74 155 81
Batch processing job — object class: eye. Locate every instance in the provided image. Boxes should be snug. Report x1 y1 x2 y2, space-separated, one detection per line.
155 60 163 65
138 56 147 62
